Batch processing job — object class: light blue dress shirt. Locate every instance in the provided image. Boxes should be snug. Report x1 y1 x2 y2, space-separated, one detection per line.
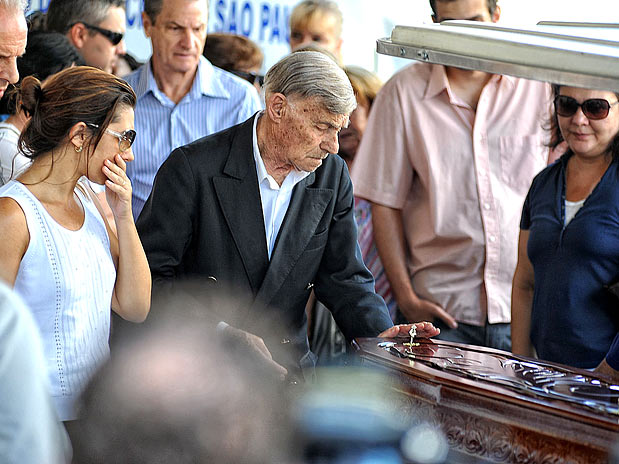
125 56 263 218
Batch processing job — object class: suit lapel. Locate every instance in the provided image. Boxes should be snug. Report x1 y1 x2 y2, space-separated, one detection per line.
213 118 269 293
254 171 333 306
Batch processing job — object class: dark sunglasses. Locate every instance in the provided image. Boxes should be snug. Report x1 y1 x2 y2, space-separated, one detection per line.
79 22 124 46
554 95 619 120
230 70 264 87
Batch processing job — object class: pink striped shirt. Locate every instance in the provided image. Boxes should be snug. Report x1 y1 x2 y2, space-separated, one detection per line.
351 63 551 326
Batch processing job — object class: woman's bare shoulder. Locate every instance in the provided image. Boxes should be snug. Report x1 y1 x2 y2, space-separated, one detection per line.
0 197 29 244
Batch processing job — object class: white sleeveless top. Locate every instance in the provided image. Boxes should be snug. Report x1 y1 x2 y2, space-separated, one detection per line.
0 179 116 421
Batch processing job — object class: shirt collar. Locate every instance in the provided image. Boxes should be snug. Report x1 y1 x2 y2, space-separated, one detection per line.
132 61 155 100
195 56 231 99
252 113 310 191
253 112 271 185
423 64 516 101
423 64 450 100
133 55 231 103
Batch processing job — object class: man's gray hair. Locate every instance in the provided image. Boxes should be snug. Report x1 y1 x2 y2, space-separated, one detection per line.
144 0 209 24
264 51 356 115
46 0 124 34
0 0 28 11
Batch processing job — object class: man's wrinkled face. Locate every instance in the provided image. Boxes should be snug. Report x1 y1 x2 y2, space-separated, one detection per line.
433 0 498 23
144 0 208 76
280 96 349 173
0 8 27 99
79 6 126 73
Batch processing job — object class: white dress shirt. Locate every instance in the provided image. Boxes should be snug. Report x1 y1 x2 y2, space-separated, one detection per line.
252 114 310 258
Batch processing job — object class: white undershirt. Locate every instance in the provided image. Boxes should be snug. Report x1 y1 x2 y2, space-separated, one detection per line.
252 113 310 258
565 198 586 226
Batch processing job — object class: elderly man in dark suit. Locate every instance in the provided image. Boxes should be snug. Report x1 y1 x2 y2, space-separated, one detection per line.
137 51 438 379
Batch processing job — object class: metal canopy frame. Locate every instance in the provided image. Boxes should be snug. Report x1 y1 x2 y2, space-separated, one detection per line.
377 21 619 92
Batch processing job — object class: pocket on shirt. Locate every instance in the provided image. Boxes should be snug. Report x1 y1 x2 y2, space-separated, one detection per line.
305 227 329 251
498 135 546 194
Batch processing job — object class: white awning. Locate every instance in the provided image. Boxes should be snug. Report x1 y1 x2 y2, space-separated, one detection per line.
377 21 619 91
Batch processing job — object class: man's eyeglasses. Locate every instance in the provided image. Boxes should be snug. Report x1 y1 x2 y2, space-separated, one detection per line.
88 123 136 152
78 22 124 46
554 95 619 120
230 70 264 87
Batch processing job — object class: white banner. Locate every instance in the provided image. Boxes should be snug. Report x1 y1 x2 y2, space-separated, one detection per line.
25 0 619 80
25 0 430 79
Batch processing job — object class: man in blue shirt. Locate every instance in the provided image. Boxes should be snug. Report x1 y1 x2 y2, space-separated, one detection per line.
125 0 262 218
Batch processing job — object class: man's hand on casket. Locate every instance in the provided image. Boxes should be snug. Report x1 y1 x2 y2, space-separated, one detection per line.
378 322 440 339
219 325 288 380
399 296 458 329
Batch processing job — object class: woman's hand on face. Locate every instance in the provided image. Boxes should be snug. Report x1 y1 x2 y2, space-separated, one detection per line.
103 154 133 221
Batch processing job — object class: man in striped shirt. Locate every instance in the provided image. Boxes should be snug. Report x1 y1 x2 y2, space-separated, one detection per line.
125 0 262 219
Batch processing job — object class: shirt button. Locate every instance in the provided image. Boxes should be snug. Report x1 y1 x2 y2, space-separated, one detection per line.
281 338 291 344
483 202 491 210
489 235 497 243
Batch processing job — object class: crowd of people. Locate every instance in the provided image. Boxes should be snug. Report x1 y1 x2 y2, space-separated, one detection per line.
1 0 619 461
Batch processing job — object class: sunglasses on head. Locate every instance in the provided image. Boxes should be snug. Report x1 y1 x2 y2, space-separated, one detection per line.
78 22 124 46
230 70 265 87
554 95 619 120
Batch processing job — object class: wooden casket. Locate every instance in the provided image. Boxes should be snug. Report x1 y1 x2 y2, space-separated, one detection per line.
352 338 619 463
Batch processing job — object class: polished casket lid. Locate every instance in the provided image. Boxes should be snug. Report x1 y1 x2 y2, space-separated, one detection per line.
376 21 619 92
354 338 619 430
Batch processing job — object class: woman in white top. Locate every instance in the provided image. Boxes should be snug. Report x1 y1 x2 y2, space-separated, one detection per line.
0 66 151 421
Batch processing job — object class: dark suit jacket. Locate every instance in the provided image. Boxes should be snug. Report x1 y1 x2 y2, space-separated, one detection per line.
136 115 393 376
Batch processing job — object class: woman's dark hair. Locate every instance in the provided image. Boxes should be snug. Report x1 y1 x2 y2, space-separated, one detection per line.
18 66 136 161
25 10 46 33
19 32 84 82
548 84 619 158
1 31 83 115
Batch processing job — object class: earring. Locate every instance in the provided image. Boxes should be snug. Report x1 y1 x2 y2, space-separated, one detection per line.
74 145 83 153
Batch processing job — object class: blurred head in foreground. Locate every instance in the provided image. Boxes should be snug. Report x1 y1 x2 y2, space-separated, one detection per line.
73 289 295 464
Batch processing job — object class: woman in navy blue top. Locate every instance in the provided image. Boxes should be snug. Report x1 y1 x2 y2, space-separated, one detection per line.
511 85 619 369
